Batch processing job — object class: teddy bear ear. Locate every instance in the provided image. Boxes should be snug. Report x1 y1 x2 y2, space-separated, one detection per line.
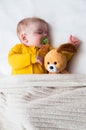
57 43 77 62
57 43 77 53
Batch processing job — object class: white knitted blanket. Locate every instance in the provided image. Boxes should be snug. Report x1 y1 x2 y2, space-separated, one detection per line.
0 74 86 130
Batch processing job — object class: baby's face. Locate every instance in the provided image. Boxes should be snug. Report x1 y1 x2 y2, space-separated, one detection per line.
24 22 49 48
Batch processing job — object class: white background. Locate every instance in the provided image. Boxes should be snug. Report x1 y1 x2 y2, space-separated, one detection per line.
0 0 86 74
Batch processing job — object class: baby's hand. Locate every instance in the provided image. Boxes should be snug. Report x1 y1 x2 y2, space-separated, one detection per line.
36 55 44 65
69 35 81 47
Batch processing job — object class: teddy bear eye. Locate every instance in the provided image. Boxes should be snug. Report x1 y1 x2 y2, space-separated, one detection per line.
54 62 57 65
47 62 50 64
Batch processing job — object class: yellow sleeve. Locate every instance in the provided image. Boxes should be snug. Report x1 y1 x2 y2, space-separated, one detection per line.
8 44 36 69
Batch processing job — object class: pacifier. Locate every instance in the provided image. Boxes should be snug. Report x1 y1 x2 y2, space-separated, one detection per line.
39 37 50 57
41 37 49 45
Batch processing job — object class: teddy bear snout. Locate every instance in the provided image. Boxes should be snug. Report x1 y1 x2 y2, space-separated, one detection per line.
47 64 57 72
50 66 54 69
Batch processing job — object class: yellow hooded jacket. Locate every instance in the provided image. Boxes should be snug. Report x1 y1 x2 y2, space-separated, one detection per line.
8 44 47 74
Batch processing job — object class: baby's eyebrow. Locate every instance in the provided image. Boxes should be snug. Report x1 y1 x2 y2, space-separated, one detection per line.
34 28 42 32
37 29 43 31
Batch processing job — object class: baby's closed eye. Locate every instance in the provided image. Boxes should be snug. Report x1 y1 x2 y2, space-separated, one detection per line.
36 31 43 34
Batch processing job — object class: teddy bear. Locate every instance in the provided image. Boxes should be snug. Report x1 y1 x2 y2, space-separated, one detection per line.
38 35 80 74
44 43 77 74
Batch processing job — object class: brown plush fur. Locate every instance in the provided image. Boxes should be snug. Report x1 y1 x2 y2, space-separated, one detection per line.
57 43 77 53
39 44 50 57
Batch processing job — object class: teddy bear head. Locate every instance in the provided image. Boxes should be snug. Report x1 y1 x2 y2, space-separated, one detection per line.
44 49 67 73
44 43 77 74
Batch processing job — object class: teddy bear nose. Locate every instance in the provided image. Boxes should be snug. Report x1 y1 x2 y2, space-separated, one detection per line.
50 66 53 70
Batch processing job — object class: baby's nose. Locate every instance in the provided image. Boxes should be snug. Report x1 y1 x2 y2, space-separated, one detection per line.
43 33 48 37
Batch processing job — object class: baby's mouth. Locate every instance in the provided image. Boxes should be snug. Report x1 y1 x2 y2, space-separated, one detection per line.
41 37 49 45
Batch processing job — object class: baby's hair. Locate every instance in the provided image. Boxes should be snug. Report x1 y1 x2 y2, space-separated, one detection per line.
17 17 49 35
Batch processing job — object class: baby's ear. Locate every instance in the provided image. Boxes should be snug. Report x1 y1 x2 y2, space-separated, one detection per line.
20 33 27 42
57 43 77 53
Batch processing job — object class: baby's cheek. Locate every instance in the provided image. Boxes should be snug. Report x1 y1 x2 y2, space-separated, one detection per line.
35 37 41 44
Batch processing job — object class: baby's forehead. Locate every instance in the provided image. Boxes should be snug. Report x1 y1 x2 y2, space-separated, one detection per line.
29 21 48 30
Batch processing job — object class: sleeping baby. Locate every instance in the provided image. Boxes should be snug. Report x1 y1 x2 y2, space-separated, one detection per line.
8 17 80 74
